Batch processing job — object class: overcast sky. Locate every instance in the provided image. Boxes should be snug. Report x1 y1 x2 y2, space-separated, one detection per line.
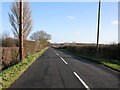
1 1 118 44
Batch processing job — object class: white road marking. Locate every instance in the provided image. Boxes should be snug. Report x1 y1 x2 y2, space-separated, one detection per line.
73 72 91 90
54 51 59 56
60 57 68 64
54 51 57 53
56 53 59 56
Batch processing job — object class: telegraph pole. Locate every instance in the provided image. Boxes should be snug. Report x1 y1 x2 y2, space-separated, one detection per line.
19 0 24 61
96 0 101 51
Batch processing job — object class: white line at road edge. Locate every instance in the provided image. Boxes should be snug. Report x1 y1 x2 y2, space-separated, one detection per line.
73 72 91 90
60 57 68 64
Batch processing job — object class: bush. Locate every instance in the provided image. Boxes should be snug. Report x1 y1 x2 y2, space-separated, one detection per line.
58 44 120 60
2 38 17 47
1 48 48 88
1 47 19 69
1 40 46 69
24 40 44 56
99 45 118 59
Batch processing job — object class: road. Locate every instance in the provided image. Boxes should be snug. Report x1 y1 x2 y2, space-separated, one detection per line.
10 48 120 89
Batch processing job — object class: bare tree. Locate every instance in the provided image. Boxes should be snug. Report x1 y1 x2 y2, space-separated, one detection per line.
2 31 10 39
30 30 51 44
9 0 33 40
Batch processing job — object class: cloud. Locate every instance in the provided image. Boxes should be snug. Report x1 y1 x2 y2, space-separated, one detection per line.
112 21 120 25
66 16 76 19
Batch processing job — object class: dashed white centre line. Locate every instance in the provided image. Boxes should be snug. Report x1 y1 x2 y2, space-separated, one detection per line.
54 51 59 56
54 51 57 53
60 57 68 65
55 50 90 90
73 72 91 90
56 53 59 56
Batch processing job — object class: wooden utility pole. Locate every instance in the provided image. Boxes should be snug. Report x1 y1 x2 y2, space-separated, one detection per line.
96 0 101 51
19 0 24 61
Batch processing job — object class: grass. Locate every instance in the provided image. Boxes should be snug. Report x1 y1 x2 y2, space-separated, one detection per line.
0 47 48 89
62 49 120 72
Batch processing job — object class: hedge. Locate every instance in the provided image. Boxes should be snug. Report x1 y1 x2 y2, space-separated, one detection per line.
0 40 46 69
0 47 19 69
57 44 120 61
1 47 48 89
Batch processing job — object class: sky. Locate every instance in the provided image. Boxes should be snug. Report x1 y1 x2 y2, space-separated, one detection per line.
1 1 118 44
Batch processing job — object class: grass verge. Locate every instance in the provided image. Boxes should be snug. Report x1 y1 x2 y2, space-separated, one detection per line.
0 47 48 89
62 49 120 72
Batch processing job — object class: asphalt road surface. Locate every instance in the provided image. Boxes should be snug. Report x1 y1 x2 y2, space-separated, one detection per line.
10 48 120 89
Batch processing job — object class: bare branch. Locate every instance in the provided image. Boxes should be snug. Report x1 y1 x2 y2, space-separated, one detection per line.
9 1 33 40
30 30 51 44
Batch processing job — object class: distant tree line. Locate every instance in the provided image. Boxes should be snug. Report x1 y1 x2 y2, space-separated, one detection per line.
1 30 51 47
30 30 51 46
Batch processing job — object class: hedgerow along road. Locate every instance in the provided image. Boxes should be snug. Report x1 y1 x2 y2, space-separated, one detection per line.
10 48 119 89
